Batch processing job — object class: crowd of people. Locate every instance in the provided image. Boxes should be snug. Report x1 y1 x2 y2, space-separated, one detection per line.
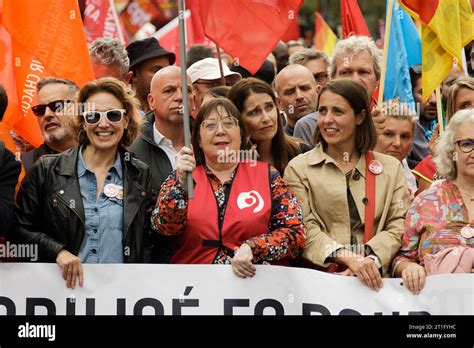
0 33 473 295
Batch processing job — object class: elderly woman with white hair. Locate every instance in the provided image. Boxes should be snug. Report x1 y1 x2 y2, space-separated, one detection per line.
392 109 474 295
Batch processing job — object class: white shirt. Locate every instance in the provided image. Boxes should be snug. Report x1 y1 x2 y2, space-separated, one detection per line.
153 122 178 170
402 158 418 199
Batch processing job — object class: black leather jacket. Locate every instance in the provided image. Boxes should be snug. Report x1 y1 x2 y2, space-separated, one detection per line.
13 146 152 263
128 111 174 263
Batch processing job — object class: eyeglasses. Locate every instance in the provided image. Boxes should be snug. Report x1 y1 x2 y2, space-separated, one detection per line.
82 109 126 125
31 100 74 117
201 117 239 132
456 138 474 153
313 72 329 84
194 80 221 88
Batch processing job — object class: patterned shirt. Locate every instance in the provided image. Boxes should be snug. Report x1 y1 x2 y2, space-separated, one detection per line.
392 180 474 274
151 164 305 264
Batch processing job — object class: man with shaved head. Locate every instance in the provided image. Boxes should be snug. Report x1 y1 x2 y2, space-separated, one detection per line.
129 66 195 263
274 64 318 136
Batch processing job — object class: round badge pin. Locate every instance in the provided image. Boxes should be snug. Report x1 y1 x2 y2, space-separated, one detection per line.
368 160 383 175
104 183 119 198
460 226 473 239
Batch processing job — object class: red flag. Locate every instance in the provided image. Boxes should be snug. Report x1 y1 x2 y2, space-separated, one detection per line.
340 0 371 38
121 0 177 38
197 0 303 74
281 17 300 42
121 0 155 37
154 9 206 66
83 0 128 44
186 0 206 43
0 0 94 148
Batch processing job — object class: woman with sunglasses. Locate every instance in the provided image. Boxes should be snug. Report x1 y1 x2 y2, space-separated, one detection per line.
14 78 152 288
151 98 305 277
392 109 474 295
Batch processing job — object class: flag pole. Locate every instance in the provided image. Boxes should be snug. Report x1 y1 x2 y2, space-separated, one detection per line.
178 0 194 198
435 86 444 133
109 0 126 44
378 0 394 103
215 43 227 86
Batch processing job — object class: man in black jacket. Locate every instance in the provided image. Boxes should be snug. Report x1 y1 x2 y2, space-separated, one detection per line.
0 85 21 241
129 66 195 263
22 78 78 174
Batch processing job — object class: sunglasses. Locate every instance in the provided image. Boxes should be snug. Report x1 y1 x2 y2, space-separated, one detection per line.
31 100 73 117
82 109 126 125
456 138 474 153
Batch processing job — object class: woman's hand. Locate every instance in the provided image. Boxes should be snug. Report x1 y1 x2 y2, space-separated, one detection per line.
401 263 426 295
346 256 383 291
56 249 84 289
231 243 256 278
177 146 196 189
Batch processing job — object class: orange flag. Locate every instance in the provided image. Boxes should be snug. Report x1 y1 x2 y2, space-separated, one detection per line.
0 0 94 148
314 12 337 56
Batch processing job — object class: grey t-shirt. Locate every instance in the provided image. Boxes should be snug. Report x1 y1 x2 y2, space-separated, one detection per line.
293 112 318 146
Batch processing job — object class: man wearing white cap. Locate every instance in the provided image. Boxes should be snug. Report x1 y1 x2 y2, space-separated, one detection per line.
187 58 241 111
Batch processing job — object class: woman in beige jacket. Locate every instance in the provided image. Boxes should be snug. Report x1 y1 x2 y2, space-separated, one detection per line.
285 79 410 291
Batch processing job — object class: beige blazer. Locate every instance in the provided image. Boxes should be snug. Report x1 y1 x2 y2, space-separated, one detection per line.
284 144 410 275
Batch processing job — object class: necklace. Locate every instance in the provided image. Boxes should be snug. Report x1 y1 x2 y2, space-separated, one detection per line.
457 186 474 202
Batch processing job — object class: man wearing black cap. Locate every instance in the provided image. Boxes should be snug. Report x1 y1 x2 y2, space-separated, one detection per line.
126 37 175 112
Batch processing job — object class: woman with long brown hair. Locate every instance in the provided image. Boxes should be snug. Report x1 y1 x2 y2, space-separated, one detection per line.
228 77 310 175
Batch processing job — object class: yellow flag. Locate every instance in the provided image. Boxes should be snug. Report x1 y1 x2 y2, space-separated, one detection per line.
401 0 474 101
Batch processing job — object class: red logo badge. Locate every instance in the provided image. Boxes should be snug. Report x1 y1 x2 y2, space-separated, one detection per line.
368 160 383 175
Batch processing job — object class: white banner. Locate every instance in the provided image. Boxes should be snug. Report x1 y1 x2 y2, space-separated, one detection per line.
0 264 472 315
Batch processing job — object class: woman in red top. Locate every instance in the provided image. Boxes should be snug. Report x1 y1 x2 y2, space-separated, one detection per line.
151 98 305 278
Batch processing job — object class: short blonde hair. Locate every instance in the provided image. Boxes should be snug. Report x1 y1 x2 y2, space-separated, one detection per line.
380 98 416 134
71 77 140 147
433 109 474 180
